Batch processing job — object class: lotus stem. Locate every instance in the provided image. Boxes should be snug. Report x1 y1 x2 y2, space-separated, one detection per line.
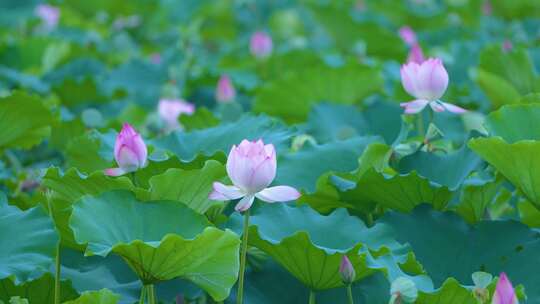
237 209 250 304
139 285 146 304
148 284 156 304
416 112 425 139
347 285 354 304
309 290 316 304
54 242 61 304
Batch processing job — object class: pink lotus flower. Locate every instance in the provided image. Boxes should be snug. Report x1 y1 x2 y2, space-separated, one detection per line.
492 273 518 304
35 4 59 29
400 58 467 114
482 0 493 16
105 123 147 176
339 256 355 284
216 75 236 103
209 139 300 212
158 98 195 130
398 26 417 47
250 32 273 59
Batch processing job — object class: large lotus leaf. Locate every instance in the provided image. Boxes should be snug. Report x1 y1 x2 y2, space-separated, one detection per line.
229 203 398 291
226 261 390 304
276 136 382 193
0 273 78 304
382 204 540 302
305 102 402 144
69 190 240 300
43 168 133 248
253 63 383 123
142 160 227 213
346 169 453 213
0 193 58 283
63 289 119 304
64 130 115 174
469 137 540 209
398 145 482 190
416 278 475 304
455 176 501 224
152 115 295 161
0 91 55 149
484 103 540 142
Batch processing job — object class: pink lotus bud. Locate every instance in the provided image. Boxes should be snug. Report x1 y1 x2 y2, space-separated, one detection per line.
399 26 417 47
400 58 467 115
250 32 273 59
339 256 355 284
35 4 60 29
216 75 236 103
482 0 493 16
150 53 161 65
407 44 425 64
209 139 300 212
105 123 147 176
502 40 513 53
158 98 195 130
492 273 518 304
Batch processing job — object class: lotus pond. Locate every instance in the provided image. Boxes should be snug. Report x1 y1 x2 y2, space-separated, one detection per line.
1 0 540 303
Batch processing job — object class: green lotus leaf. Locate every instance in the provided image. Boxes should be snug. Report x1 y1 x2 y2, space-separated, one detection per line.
179 107 220 131
69 190 240 301
63 289 119 304
382 204 540 302
469 137 540 209
230 203 397 291
142 160 227 213
0 273 78 304
0 193 58 283
0 91 55 149
276 136 382 193
43 168 133 249
253 63 383 123
152 115 295 161
416 278 475 304
484 103 540 142
455 176 501 224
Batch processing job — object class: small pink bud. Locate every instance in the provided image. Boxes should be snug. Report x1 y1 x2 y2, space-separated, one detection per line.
482 0 493 16
398 26 417 46
105 123 147 176
35 4 60 29
407 44 425 64
339 256 355 284
158 98 195 130
502 40 513 53
492 273 518 304
250 31 273 59
216 75 236 103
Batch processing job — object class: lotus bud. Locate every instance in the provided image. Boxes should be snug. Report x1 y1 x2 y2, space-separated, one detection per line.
105 123 147 176
339 256 355 285
35 4 60 29
216 75 236 103
250 31 273 59
398 26 417 47
492 273 518 304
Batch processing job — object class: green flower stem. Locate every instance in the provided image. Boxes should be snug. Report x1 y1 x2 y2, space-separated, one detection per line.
416 112 425 139
309 290 316 304
237 209 250 304
347 285 354 304
148 284 156 304
139 285 146 304
54 242 61 304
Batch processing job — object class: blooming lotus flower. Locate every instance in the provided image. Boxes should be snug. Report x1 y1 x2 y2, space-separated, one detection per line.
398 26 417 47
158 98 195 130
492 273 518 304
400 58 467 114
105 123 147 176
216 75 236 103
209 139 300 212
35 4 59 29
250 32 273 59
339 256 355 285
